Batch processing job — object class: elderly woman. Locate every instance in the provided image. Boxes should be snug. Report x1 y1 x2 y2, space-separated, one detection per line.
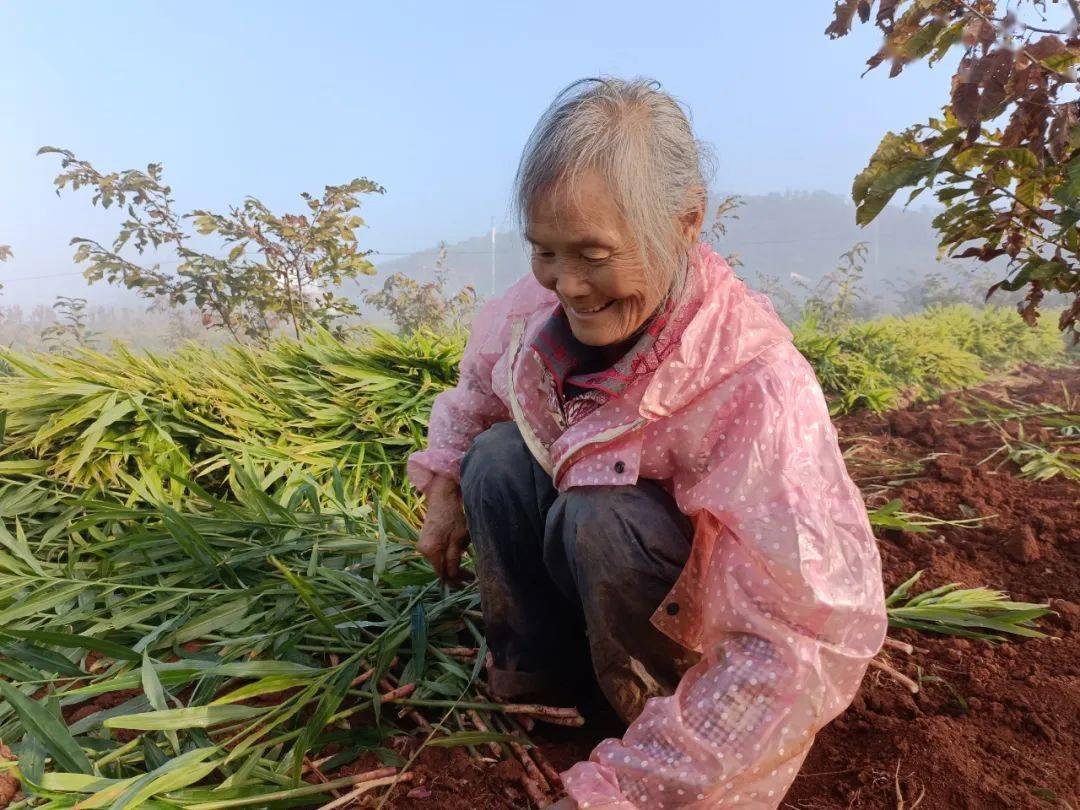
408 78 885 809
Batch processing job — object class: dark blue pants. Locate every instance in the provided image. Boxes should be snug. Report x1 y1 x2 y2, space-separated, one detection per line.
460 421 697 722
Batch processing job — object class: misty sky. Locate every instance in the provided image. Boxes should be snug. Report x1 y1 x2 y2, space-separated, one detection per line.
1 1 1008 305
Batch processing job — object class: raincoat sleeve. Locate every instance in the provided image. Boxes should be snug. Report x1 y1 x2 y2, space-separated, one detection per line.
562 352 887 809
407 275 552 495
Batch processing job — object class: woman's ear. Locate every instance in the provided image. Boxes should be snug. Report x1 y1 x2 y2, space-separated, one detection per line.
679 194 706 245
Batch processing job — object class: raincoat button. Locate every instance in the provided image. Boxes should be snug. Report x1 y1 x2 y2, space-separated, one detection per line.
614 461 626 474
666 602 680 616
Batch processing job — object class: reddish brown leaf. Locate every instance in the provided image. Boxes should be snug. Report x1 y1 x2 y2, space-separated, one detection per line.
876 0 899 26
963 17 997 50
978 49 1015 118
951 76 981 127
1002 88 1050 148
955 246 1009 261
858 0 871 23
865 47 888 72
1020 284 1044 326
826 0 861 38
1058 298 1080 336
1026 35 1066 61
955 247 984 258
1048 102 1079 161
1007 60 1038 96
1005 229 1027 258
968 54 988 85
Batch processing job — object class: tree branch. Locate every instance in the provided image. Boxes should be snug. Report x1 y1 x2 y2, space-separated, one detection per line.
1067 0 1080 27
1021 21 1070 35
948 169 1072 253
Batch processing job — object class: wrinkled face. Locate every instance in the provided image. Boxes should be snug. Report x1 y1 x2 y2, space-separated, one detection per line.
527 169 671 347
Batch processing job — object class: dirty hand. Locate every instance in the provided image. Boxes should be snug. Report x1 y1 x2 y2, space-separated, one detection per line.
416 474 469 581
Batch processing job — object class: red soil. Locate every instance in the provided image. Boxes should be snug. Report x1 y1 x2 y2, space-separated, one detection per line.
337 744 533 809
379 365 1079 809
784 364 1079 810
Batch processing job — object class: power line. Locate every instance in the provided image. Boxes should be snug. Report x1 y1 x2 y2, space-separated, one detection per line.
2 270 85 283
1 232 866 284
711 232 863 247
372 249 523 256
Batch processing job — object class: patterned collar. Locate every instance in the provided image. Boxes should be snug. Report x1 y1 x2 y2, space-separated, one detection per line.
530 271 702 425
532 301 672 401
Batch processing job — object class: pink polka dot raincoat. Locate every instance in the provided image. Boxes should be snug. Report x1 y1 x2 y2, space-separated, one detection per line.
408 243 886 808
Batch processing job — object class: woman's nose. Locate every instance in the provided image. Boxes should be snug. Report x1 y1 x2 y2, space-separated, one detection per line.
555 267 590 300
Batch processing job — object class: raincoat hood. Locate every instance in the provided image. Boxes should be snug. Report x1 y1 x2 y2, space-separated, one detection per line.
639 243 792 420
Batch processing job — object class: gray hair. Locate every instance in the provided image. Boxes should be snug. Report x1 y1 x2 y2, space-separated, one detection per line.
513 77 712 299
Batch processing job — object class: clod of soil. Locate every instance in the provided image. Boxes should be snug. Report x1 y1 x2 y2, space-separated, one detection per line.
1007 525 1042 564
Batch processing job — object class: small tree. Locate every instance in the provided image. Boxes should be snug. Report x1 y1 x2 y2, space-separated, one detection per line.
886 262 1005 311
827 0 1080 339
0 244 11 296
365 242 478 333
163 306 210 350
703 194 746 268
750 272 804 323
888 268 965 311
40 147 384 343
799 242 874 332
41 296 96 352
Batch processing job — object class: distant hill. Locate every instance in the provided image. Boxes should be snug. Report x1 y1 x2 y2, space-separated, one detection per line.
361 190 955 303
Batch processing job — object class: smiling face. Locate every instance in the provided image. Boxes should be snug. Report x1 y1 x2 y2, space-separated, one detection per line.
527 168 674 348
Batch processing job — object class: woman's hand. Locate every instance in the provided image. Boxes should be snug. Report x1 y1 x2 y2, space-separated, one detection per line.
417 475 470 582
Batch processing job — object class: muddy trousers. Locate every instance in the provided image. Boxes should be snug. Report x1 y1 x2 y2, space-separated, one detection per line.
460 421 696 723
